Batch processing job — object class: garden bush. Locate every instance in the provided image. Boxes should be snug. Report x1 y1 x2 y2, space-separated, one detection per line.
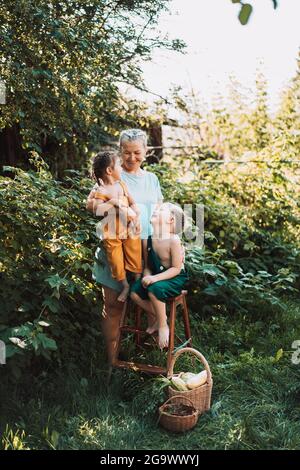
1 154 299 386
0 155 102 384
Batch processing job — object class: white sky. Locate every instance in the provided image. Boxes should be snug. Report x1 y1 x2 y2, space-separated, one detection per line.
137 0 300 112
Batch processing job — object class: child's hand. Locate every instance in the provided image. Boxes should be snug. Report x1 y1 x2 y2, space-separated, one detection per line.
127 206 137 220
127 218 141 238
133 219 141 235
133 206 141 216
142 275 156 287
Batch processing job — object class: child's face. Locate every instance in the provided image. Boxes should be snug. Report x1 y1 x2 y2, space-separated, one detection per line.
151 205 172 229
109 157 122 180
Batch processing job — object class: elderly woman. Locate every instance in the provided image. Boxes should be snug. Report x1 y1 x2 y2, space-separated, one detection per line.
86 129 163 367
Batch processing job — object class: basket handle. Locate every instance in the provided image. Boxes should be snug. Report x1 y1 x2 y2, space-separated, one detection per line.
157 394 198 425
167 347 212 383
161 395 196 409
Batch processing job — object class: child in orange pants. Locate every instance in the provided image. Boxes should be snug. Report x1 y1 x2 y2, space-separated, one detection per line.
89 151 142 302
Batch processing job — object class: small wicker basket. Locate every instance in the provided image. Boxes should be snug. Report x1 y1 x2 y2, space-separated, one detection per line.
167 347 213 414
158 395 199 433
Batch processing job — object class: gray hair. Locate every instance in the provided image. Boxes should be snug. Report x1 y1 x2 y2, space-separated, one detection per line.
119 129 148 148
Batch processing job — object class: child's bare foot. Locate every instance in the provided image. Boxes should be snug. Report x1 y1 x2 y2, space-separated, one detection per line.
158 325 169 350
146 321 158 335
117 285 130 302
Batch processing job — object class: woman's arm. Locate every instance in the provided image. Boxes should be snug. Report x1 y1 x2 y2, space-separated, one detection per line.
86 188 97 213
86 190 122 217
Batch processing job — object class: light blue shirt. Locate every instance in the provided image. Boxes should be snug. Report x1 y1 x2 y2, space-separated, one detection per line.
121 169 163 239
92 169 163 292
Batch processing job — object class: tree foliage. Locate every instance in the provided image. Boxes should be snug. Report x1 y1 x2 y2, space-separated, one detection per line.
0 0 184 174
0 2 298 388
231 0 278 25
1 62 300 382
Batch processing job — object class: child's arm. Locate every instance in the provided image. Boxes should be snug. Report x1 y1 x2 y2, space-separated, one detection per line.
86 187 99 214
86 188 121 217
123 186 141 218
143 238 182 286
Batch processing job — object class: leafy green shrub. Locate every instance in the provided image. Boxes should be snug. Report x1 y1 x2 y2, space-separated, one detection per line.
148 162 300 316
1 153 299 386
0 155 102 382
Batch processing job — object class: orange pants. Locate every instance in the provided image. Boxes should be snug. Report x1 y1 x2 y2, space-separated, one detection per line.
103 236 142 281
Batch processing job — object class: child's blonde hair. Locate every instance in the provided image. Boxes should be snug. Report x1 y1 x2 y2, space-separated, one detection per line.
163 202 185 235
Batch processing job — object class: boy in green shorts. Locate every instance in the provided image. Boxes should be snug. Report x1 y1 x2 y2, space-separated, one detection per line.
130 202 189 350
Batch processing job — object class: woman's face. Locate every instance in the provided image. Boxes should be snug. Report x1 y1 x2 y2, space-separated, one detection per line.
120 140 147 172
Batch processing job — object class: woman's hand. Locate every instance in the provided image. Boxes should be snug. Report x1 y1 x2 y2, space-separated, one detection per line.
118 205 134 221
86 189 96 212
108 198 121 208
142 275 156 287
134 220 141 236
126 206 138 220
128 220 141 239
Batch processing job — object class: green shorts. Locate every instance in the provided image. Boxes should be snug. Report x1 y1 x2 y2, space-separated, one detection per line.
130 270 188 303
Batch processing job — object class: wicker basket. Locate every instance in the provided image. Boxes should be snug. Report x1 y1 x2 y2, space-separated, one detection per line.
158 395 199 433
167 347 213 414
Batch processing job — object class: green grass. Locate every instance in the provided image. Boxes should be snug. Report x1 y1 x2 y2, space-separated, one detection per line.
1 297 300 450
